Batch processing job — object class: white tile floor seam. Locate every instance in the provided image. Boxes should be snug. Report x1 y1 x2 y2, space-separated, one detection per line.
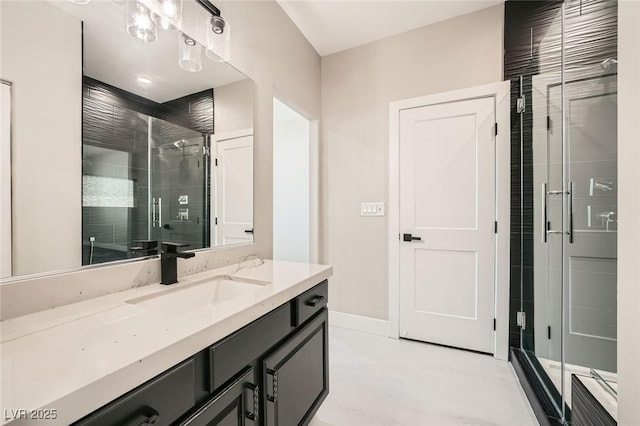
311 326 538 426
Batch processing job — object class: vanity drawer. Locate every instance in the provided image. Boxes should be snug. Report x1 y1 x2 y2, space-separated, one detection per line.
293 280 328 327
74 359 195 426
209 303 292 392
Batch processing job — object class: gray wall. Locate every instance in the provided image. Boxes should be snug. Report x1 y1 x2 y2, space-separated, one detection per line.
214 79 254 134
0 1 82 276
320 5 504 320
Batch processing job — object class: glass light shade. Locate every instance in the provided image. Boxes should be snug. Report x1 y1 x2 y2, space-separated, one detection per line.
150 0 183 31
205 16 230 62
178 33 203 73
127 0 158 43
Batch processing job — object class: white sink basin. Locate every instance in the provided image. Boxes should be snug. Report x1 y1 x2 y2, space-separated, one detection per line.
126 276 268 315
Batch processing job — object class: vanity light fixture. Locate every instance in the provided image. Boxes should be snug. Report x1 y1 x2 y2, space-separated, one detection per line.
126 0 158 43
150 0 183 31
178 33 203 73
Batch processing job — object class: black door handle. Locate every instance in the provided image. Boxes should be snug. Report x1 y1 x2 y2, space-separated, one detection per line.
403 233 422 242
244 228 254 234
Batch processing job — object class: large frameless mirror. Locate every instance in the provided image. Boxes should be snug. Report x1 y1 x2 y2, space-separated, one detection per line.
0 0 254 279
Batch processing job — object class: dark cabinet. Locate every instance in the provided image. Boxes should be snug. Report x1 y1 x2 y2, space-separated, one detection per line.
263 309 329 426
292 281 328 327
179 367 259 426
74 359 196 426
209 303 293 391
74 281 329 426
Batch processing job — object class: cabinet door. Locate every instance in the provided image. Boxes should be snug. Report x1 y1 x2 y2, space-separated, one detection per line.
179 367 259 426
263 309 328 426
74 359 195 426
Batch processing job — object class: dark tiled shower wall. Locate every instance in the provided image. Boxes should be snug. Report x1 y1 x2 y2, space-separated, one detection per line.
82 77 214 264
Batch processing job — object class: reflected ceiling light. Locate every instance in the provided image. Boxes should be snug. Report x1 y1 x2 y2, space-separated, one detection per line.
67 0 91 4
126 0 158 43
195 0 231 62
151 0 183 31
210 15 225 34
178 33 203 73
137 76 152 85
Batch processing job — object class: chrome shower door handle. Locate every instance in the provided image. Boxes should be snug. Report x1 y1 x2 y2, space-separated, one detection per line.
152 198 157 228
158 197 162 229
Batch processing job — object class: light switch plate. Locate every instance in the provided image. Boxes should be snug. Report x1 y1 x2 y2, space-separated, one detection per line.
361 202 385 216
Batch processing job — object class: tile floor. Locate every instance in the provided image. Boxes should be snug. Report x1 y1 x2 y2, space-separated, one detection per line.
310 326 538 426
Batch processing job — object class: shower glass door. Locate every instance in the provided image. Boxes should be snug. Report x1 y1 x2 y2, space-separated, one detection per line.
520 1 618 423
150 118 209 250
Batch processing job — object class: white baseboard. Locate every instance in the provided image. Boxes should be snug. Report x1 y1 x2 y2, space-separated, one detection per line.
329 310 392 337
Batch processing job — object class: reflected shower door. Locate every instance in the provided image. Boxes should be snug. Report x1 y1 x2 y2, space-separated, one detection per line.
150 118 210 250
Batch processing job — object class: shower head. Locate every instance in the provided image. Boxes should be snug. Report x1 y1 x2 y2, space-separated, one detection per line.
173 139 188 150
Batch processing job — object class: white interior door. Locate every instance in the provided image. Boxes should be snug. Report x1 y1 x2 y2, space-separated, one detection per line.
399 97 496 353
215 134 253 246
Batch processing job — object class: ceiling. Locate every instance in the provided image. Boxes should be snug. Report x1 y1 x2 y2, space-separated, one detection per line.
277 0 503 56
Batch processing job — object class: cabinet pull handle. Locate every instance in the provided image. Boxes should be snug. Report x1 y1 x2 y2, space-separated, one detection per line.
266 369 278 402
137 407 160 425
305 295 325 307
569 182 574 244
245 383 259 421
542 183 548 243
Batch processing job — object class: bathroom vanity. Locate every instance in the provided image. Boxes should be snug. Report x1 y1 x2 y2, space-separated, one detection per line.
0 260 332 425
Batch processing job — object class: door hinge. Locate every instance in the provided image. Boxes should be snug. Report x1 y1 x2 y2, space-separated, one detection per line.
548 326 551 340
214 217 218 225
494 221 498 234
516 95 526 114
202 145 211 156
516 311 526 330
547 116 552 131
494 122 498 136
493 318 496 331
214 158 218 166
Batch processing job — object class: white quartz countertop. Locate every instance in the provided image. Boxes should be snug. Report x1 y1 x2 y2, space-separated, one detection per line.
0 260 332 425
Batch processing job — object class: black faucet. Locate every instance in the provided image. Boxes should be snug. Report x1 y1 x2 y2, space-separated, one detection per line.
160 242 195 285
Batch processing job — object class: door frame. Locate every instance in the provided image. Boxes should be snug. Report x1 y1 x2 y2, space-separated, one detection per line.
388 81 511 360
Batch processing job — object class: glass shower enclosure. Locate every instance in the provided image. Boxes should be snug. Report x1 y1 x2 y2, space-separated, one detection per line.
513 0 618 423
82 107 210 265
